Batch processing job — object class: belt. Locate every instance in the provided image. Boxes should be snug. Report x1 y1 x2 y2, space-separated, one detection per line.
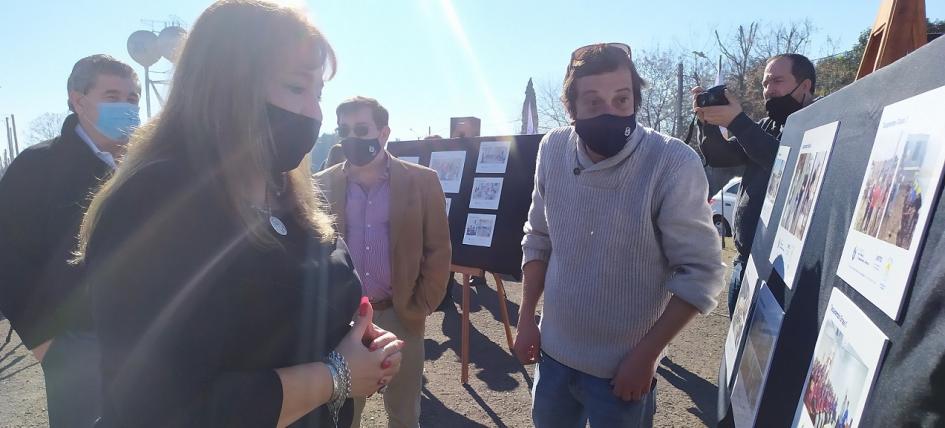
370 299 393 311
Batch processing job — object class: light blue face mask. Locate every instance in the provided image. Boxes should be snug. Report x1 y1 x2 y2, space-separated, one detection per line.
95 102 140 141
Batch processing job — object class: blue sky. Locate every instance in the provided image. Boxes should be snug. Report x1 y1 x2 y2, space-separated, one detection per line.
1 0 942 145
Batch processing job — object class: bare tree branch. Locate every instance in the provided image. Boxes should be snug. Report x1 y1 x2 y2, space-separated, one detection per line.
636 47 679 135
28 112 68 145
715 22 760 93
535 79 570 132
758 19 815 58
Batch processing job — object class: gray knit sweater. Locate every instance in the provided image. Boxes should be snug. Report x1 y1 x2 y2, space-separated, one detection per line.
522 125 724 379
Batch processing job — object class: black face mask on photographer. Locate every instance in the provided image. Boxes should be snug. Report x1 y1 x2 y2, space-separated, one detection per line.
765 81 807 125
574 113 637 159
341 137 382 167
267 103 320 172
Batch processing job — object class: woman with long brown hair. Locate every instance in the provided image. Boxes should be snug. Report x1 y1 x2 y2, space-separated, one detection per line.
74 1 402 426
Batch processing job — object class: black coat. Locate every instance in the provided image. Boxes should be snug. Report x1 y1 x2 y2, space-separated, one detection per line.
699 112 782 258
85 157 361 427
0 114 109 348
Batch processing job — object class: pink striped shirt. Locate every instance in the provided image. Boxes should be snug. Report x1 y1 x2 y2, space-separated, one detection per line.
345 167 392 301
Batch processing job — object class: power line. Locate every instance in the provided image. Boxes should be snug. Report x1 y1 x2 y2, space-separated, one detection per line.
812 49 855 63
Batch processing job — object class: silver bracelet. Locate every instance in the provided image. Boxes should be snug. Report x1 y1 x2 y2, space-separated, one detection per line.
325 362 342 404
325 351 351 428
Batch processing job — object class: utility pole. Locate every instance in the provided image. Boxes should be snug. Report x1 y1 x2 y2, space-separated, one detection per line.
675 62 684 138
10 114 19 155
5 118 14 158
145 68 152 118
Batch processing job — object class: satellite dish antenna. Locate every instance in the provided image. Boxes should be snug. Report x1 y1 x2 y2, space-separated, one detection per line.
157 26 187 64
127 30 161 67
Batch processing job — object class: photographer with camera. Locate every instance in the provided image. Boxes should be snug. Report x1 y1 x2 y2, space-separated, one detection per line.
692 53 816 316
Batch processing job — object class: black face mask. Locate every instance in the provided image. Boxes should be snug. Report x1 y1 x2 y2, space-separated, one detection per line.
341 137 382 167
573 114 637 159
765 82 805 125
267 103 320 172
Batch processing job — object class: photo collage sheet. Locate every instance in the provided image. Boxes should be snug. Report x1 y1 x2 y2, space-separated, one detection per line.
424 140 512 248
769 121 839 288
727 85 945 427
731 283 784 428
724 256 760 386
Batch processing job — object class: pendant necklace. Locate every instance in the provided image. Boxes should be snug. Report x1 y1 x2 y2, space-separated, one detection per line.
252 187 288 236
269 214 288 236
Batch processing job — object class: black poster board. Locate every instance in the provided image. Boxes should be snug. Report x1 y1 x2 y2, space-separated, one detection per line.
717 37 945 427
388 135 542 277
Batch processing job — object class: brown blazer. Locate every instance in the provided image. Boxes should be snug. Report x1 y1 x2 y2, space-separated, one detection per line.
313 154 452 334
321 144 345 171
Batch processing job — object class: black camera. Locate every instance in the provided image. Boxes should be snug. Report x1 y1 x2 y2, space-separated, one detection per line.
696 84 729 107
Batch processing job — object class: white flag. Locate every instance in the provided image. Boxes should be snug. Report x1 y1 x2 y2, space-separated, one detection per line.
716 55 728 137
525 103 536 134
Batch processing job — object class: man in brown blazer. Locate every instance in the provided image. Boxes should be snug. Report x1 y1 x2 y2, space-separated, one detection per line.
313 96 451 428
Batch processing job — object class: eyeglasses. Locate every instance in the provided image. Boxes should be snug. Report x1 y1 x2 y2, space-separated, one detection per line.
569 42 632 69
337 124 371 138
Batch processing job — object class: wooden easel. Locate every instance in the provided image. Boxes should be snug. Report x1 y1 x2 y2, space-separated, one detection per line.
450 264 515 384
856 0 927 79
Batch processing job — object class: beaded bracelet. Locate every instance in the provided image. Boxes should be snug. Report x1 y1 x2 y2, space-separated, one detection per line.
325 351 351 427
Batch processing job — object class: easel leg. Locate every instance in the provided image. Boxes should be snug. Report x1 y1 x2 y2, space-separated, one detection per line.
492 272 515 351
461 272 471 384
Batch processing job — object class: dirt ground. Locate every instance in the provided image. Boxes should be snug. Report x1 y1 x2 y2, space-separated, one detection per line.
0 245 736 427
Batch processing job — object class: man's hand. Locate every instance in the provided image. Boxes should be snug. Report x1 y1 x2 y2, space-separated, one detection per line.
513 316 541 365
690 86 705 111
692 87 744 128
611 346 659 401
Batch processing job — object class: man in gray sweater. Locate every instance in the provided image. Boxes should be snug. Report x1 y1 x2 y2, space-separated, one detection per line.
513 43 724 427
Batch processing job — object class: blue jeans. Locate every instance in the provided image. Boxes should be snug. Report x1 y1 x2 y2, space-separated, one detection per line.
41 330 102 428
727 254 747 317
532 352 656 428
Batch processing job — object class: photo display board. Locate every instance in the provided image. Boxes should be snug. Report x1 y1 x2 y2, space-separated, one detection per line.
388 135 542 276
717 38 945 428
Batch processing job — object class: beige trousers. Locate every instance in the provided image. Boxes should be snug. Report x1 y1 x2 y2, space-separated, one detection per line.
350 307 425 428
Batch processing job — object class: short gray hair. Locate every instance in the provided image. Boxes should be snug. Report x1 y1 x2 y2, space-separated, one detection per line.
67 54 140 112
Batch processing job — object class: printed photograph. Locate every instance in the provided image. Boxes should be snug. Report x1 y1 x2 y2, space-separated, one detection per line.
767 149 789 202
779 151 828 239
469 177 504 210
462 214 496 247
728 281 756 367
430 151 467 193
476 140 511 174
724 273 759 385
852 133 928 250
760 146 792 225
731 286 784 428
769 121 839 289
794 289 887 428
798 320 869 428
837 85 945 319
